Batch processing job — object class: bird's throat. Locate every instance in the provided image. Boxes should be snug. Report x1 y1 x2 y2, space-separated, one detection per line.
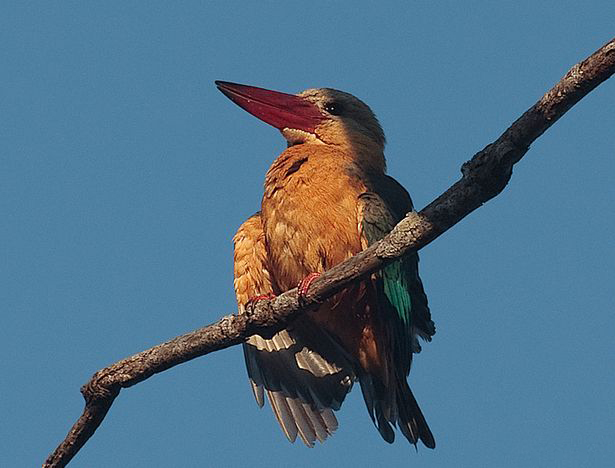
282 128 326 147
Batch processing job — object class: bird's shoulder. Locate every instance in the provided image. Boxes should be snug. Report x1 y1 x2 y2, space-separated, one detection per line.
365 173 414 221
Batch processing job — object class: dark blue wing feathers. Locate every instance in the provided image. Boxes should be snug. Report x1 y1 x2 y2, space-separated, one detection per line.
358 187 435 375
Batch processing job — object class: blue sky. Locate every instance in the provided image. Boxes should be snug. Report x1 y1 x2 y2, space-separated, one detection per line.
2 2 614 467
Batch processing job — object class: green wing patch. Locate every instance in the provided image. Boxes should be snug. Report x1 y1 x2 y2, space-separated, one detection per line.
358 192 434 375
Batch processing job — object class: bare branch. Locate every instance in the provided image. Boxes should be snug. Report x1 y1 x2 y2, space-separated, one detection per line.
44 37 615 467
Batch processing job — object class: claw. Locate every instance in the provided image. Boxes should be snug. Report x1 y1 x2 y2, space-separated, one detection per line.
245 292 276 314
297 272 321 304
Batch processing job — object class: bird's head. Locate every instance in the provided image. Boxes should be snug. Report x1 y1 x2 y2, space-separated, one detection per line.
215 81 386 158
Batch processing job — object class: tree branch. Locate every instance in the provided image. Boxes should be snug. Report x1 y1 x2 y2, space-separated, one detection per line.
44 37 615 467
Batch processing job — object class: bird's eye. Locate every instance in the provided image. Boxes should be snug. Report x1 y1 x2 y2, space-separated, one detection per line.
324 102 344 116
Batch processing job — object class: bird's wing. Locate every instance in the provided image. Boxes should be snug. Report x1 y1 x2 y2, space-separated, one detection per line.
233 213 354 447
356 187 436 448
362 175 436 363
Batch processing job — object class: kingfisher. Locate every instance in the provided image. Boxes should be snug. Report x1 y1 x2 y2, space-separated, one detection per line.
217 81 435 449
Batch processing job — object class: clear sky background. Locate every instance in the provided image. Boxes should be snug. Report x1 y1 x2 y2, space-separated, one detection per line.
2 2 614 467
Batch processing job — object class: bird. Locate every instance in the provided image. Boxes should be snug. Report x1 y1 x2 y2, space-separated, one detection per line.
217 80 436 449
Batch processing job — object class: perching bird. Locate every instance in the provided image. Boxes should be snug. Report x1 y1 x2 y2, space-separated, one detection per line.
217 81 436 449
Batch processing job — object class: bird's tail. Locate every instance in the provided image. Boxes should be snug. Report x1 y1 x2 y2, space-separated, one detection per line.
359 373 435 449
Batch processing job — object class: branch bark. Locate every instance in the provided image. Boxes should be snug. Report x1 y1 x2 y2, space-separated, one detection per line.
44 37 615 467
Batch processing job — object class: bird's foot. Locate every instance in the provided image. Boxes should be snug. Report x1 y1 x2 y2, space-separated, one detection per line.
297 272 321 305
245 292 276 314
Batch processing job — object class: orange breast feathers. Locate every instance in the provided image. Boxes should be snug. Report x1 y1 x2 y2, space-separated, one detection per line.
261 144 367 292
259 144 390 378
233 214 273 305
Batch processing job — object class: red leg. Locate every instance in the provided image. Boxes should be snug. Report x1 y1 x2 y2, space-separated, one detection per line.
248 292 276 303
245 292 276 313
297 272 321 303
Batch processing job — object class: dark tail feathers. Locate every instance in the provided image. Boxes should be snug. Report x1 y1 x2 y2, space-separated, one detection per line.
359 374 435 449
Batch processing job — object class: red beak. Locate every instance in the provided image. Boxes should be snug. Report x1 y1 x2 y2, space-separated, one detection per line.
215 81 324 133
